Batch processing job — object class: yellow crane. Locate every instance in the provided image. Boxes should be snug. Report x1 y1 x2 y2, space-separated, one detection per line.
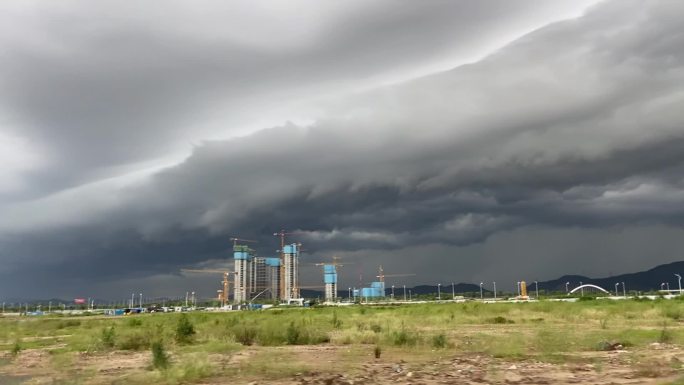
181 269 233 307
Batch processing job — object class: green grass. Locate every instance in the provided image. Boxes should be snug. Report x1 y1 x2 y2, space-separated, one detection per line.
2 299 684 383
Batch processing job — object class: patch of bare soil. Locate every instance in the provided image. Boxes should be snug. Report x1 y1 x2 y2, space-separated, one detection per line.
230 345 684 385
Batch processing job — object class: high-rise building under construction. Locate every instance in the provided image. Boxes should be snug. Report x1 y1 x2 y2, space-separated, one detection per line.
282 243 300 300
323 264 338 302
233 244 253 303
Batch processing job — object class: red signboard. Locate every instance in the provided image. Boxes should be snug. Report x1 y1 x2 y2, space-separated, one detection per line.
74 298 86 304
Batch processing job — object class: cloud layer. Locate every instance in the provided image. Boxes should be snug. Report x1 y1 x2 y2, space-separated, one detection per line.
1 0 684 298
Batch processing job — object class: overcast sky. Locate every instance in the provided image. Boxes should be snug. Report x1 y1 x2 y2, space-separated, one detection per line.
2 0 684 300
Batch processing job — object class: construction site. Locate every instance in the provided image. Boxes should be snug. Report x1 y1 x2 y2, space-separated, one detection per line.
179 231 419 308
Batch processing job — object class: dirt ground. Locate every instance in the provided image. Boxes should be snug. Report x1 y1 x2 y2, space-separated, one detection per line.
2 343 683 385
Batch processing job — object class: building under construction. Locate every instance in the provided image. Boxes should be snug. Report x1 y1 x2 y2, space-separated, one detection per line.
232 241 299 303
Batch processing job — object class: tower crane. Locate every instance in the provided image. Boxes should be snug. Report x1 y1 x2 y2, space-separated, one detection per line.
180 269 233 307
230 237 257 246
376 265 416 283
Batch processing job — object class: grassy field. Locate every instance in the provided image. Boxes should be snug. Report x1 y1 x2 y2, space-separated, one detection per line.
3 298 684 384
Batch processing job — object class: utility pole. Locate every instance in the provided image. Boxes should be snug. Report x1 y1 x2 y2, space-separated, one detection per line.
437 283 441 301
676 274 682 294
479 282 483 300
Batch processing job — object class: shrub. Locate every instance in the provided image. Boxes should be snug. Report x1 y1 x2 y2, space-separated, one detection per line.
663 307 682 321
331 312 342 329
489 316 514 324
370 324 382 333
151 341 170 370
57 320 81 329
391 329 417 346
101 326 116 348
286 322 301 345
11 341 21 357
659 324 673 343
234 327 257 346
432 333 447 349
127 318 143 327
374 345 381 359
175 314 196 344
118 333 148 351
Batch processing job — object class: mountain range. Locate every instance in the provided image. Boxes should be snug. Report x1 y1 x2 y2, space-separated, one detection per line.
303 261 684 298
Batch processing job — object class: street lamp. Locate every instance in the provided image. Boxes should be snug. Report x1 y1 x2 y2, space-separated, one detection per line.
615 282 620 296
516 282 520 297
451 282 455 299
437 283 441 301
622 282 626 297
661 282 666 291
409 289 412 301
565 282 570 294
676 274 682 294
348 287 352 302
479 282 484 300
403 285 407 301
534 281 539 299
391 285 395 300
139 293 143 309
579 281 583 297
493 282 497 299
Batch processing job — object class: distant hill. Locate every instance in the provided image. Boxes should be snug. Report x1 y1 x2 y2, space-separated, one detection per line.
301 261 684 298
537 261 684 293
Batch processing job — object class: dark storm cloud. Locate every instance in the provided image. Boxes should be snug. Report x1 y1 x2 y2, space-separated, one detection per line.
0 0 592 199
2 0 684 298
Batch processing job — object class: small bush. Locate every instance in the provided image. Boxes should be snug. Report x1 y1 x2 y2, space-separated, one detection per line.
11 341 21 357
234 327 257 346
370 324 382 333
331 312 342 329
286 322 301 345
118 333 148 351
659 323 673 343
175 314 196 344
489 316 514 324
101 326 116 348
432 333 447 349
374 345 381 359
391 329 417 346
663 307 682 321
151 341 170 370
127 318 143 327
57 319 81 329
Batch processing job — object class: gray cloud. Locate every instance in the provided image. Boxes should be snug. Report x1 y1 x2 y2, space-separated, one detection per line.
2 0 684 298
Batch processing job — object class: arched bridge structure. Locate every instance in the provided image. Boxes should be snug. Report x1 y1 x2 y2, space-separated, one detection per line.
569 284 610 295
